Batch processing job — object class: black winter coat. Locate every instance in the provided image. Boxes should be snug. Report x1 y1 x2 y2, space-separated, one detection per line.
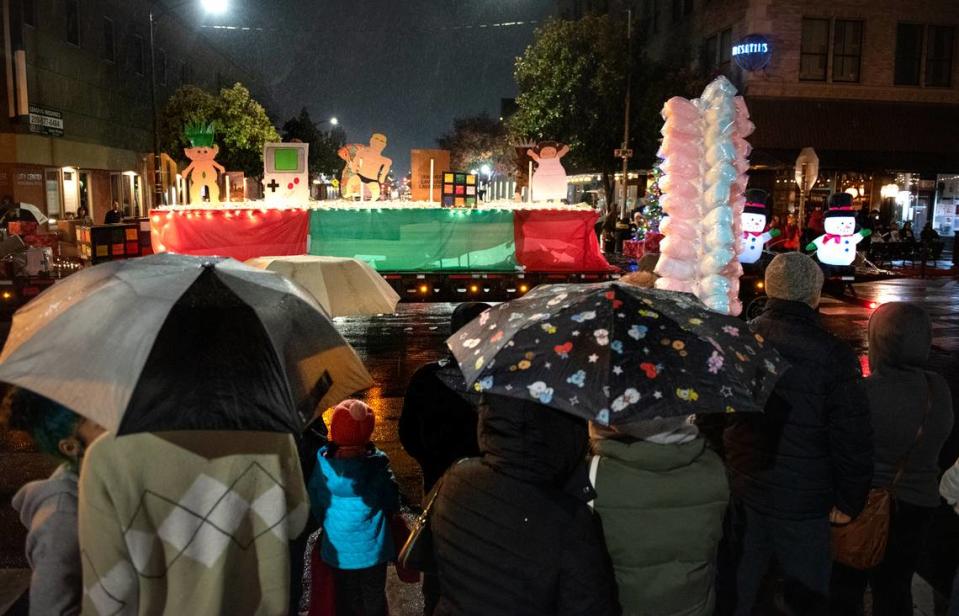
724 299 873 520
432 396 618 616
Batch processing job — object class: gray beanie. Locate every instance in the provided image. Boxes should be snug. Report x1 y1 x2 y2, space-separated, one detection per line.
765 252 824 308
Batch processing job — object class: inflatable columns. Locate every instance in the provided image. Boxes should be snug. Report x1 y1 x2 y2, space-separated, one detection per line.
654 96 703 295
654 76 752 316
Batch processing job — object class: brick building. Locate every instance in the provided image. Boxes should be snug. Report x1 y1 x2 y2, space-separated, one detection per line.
557 0 959 234
0 0 261 222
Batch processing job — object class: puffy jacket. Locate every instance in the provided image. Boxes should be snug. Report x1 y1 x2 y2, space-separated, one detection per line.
11 464 81 616
866 302 953 507
724 299 873 519
308 445 400 569
432 396 618 616
591 437 728 616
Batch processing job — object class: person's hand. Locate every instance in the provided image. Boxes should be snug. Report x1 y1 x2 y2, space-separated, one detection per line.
829 507 852 525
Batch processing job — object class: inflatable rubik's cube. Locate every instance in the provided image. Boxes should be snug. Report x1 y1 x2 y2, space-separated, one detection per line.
441 172 477 207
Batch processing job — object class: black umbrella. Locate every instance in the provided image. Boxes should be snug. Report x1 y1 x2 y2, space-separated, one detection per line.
0 254 373 434
447 282 786 425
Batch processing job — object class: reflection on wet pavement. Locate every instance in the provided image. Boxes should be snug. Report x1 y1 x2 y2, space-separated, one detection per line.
333 303 458 506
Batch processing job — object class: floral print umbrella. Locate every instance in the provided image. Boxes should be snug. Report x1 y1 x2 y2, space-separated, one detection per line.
446 282 786 425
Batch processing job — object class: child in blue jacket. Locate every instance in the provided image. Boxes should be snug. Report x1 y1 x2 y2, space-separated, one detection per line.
308 399 400 616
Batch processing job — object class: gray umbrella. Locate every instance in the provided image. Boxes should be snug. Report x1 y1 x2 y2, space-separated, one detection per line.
0 253 373 433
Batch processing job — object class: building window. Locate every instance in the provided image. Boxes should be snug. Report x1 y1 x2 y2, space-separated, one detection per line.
719 29 732 71
157 49 166 85
832 20 862 82
23 0 36 27
102 17 115 62
132 34 144 75
895 23 923 85
925 26 955 87
703 35 718 70
799 18 829 80
65 0 80 46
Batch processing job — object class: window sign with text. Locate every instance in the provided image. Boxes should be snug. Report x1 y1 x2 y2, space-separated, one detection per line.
28 105 64 137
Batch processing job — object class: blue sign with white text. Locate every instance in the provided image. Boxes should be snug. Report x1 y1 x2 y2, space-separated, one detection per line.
732 34 771 71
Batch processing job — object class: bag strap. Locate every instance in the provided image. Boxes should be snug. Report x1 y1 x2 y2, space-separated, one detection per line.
890 374 933 493
587 455 600 511
420 457 470 518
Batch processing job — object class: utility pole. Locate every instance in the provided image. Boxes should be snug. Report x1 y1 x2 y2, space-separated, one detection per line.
619 8 632 221
149 9 162 212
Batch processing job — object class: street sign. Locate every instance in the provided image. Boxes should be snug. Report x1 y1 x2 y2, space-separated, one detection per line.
28 105 64 137
614 148 633 159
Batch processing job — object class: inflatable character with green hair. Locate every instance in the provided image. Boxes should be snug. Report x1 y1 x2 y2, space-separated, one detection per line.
180 121 225 204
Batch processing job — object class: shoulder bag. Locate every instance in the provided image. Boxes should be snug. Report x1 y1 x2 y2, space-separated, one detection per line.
397 458 468 574
831 375 932 570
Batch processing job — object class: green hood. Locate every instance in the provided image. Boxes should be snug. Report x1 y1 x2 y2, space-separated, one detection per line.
591 437 707 472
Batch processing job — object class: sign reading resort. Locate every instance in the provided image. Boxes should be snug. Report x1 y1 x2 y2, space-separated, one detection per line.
732 34 772 71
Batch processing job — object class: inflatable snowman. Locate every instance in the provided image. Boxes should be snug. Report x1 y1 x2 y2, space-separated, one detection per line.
806 192 871 266
740 200 779 264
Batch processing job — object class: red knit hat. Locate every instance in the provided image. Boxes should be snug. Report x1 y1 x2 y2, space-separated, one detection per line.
329 399 374 447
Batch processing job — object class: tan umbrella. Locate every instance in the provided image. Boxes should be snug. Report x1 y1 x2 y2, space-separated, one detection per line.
245 255 400 317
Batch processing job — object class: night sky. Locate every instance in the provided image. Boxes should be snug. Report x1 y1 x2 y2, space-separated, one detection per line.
173 0 553 174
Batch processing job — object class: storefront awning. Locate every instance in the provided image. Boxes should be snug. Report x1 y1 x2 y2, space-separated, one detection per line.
746 97 959 173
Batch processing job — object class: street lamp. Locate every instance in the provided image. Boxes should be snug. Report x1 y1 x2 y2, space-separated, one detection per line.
200 0 229 14
329 117 339 126
149 0 225 210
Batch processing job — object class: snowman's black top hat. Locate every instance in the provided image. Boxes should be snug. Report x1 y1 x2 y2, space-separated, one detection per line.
825 192 855 218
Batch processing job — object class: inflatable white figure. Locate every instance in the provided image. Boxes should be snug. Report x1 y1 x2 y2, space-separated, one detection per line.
527 142 570 201
739 197 780 265
807 192 871 266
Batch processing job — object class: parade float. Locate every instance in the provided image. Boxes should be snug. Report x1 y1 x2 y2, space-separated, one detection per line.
146 125 613 300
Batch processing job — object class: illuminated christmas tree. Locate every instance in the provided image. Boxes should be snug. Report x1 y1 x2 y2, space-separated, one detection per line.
635 163 663 240
645 163 663 230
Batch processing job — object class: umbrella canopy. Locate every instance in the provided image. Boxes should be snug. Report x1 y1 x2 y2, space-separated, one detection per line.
18 203 48 225
245 255 400 317
447 282 786 425
0 253 373 434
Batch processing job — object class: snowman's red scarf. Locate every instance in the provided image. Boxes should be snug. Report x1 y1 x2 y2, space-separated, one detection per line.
823 233 850 244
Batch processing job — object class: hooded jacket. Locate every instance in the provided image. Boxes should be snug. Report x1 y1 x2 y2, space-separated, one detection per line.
432 396 617 616
591 436 728 616
400 302 488 493
11 463 82 616
308 445 400 569
866 302 953 507
724 299 873 519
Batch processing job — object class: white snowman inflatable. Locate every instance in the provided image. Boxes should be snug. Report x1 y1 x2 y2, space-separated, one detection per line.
740 199 779 265
806 193 871 267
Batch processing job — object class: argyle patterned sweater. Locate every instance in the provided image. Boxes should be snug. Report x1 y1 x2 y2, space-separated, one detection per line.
79 431 309 616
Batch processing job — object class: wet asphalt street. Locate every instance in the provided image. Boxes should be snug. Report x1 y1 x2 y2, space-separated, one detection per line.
1 277 958 613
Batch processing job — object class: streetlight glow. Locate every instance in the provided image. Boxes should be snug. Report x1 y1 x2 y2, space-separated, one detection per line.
201 0 229 15
330 117 339 126
480 164 491 177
